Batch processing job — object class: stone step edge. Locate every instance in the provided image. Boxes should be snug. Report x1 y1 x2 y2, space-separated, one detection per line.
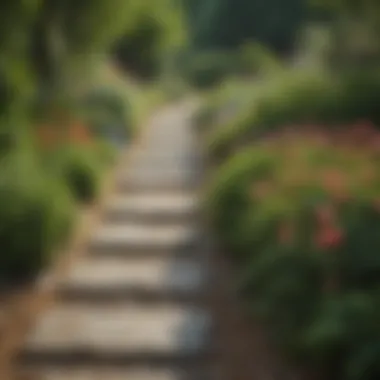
102 212 199 224
116 183 201 193
15 364 217 380
17 346 216 367
87 244 203 259
56 287 210 304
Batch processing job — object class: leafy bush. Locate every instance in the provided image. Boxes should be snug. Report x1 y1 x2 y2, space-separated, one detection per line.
93 139 118 168
254 70 380 134
208 124 380 379
207 107 254 162
182 50 238 89
194 89 226 133
0 150 75 281
52 145 102 203
238 42 283 76
81 87 131 143
208 69 380 161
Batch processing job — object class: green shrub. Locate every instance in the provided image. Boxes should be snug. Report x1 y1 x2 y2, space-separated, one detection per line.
93 139 117 168
0 150 75 281
81 87 131 143
254 70 380 133
182 50 238 89
208 69 380 163
238 42 283 76
207 108 254 162
53 145 102 203
208 147 277 257
194 90 224 133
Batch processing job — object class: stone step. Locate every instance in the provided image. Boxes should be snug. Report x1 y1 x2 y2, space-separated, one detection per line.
57 256 208 302
116 178 200 193
123 173 198 188
103 194 199 224
18 304 213 366
88 224 201 258
127 154 201 169
15 365 215 380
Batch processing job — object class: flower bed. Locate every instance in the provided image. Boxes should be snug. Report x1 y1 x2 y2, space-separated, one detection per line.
209 122 380 379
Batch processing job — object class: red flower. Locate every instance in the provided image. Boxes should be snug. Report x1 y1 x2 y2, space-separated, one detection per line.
316 226 344 250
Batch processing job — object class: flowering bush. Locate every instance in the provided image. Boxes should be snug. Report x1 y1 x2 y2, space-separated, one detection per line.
209 122 380 379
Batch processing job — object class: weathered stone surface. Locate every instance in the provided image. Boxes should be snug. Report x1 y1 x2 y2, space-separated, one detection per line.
104 194 198 223
89 224 200 256
16 102 211 379
117 179 199 193
22 304 211 360
16 367 209 380
58 257 207 299
117 173 199 192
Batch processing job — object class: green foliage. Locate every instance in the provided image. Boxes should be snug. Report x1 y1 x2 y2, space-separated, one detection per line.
93 139 118 168
60 0 137 55
114 0 187 80
188 0 308 54
0 0 143 285
0 149 75 281
52 145 102 203
114 18 163 79
208 147 276 256
253 69 380 131
182 50 238 89
208 69 380 160
207 106 254 162
28 0 140 120
238 42 283 76
81 87 131 142
194 94 221 133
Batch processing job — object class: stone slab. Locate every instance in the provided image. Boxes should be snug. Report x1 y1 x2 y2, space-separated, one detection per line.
104 194 198 222
117 179 199 193
119 172 197 187
16 366 213 380
58 257 207 299
22 304 211 361
89 225 200 255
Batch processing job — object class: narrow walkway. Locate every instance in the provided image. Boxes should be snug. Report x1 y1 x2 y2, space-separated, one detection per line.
14 102 216 379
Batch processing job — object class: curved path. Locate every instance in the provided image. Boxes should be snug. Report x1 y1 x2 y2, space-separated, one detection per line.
6 100 304 380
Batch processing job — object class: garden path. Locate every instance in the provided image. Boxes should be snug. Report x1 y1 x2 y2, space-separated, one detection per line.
13 101 217 380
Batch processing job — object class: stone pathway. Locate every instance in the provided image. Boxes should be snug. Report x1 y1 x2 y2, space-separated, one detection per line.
14 102 216 379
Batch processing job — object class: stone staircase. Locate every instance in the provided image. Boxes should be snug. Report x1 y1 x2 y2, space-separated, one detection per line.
15 103 215 379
